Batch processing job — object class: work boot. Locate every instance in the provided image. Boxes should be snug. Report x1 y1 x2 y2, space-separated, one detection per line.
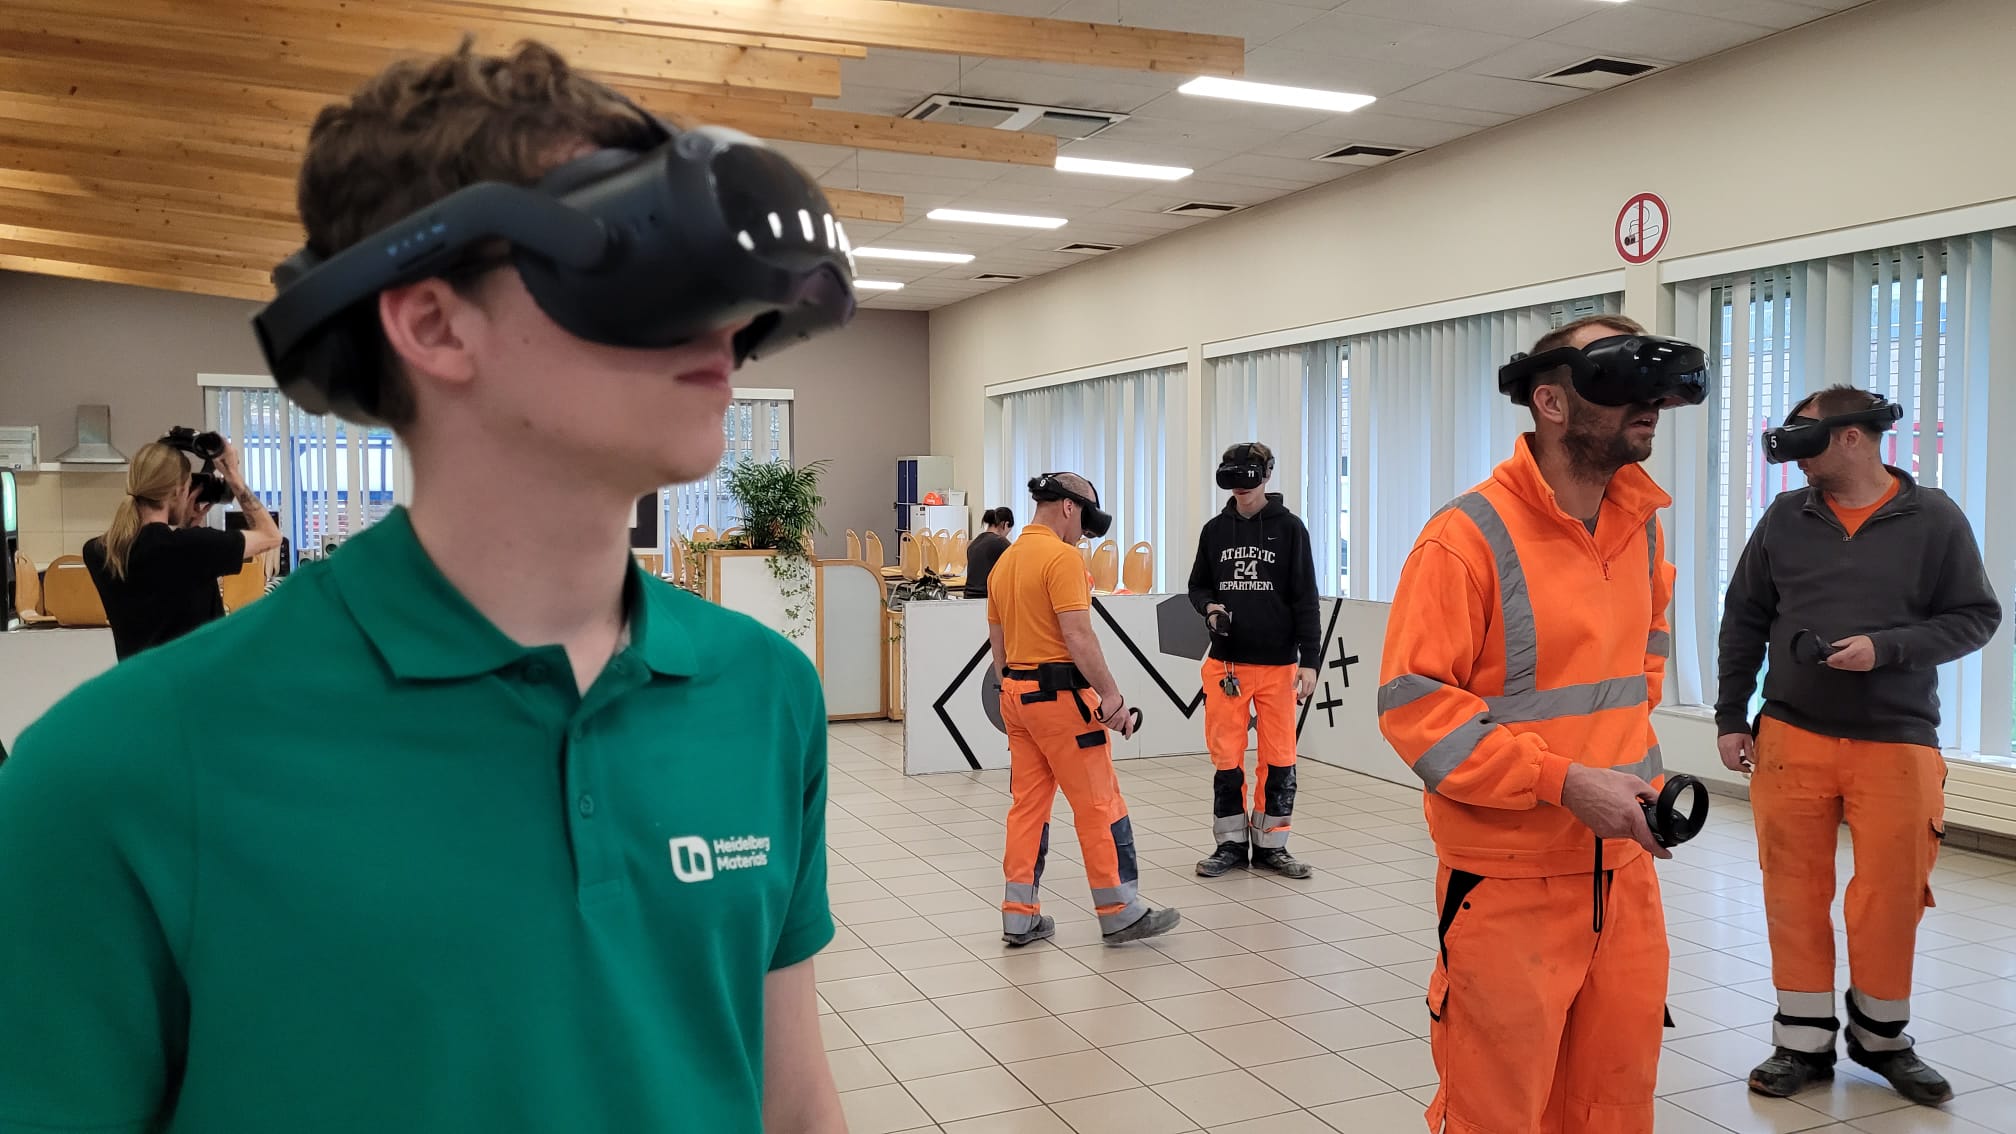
1849 1037 1953 1106
1103 907 1181 945
1196 842 1248 878
1002 915 1055 948
1250 847 1313 879
1747 1048 1835 1097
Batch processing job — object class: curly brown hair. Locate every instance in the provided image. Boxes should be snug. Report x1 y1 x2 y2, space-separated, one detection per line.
294 38 659 426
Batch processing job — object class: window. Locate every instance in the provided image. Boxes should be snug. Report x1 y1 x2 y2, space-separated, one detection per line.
661 396 792 540
1341 295 1620 601
1206 340 1344 594
988 364 1183 591
1674 231 2010 762
205 385 404 565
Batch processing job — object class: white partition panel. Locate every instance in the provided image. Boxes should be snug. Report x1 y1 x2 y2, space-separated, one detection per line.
709 551 819 667
902 593 1404 789
816 561 885 718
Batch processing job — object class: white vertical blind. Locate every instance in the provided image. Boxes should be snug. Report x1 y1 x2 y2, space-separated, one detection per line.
664 397 792 538
1676 230 2015 760
1346 294 1621 601
1205 340 1344 593
205 387 402 562
989 365 1184 592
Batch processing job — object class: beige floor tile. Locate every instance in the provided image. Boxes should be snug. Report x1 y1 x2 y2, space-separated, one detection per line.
1143 930 1249 963
1104 1033 1240 1086
1023 974 1140 1013
1007 1050 1140 1104
1103 964 1218 1002
1211 921 1327 952
935 986 1054 1028
906 959 1016 999
822 1014 864 1052
1283 1006 1413 1052
838 1084 933 1134
841 1001 962 1045
1257 944 1373 978
1194 1020 1327 1068
1666 1080 1844 1133
1153 1069 1299 1128
1306 966 1423 1006
871 1031 998 1081
1057 1002 1184 1047
985 949 1096 986
1204 1111 1337 1134
1340 1037 1436 1090
906 1066 1043 1124
828 1045 897 1092
1236 979 1352 1020
1250 1053 1394 1108
1182 953 1300 989
1149 989 1270 1032
968 1017 1093 1064
1277 913 1387 943
1052 1087 1202 1134
878 937 982 971
941 1106 1078 1134
1309 1090 1429 1132
821 973 926 1012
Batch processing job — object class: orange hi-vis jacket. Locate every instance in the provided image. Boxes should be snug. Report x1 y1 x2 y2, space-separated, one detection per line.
1378 434 1676 878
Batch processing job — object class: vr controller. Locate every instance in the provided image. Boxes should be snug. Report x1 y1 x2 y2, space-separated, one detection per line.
1642 773 1709 849
162 427 232 507
1790 629 1842 664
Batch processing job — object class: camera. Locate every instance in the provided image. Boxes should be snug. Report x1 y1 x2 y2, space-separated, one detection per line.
161 427 231 507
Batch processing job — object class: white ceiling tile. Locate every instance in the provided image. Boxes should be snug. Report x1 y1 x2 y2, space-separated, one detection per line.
1462 37 1669 83
839 51 971 93
817 85 929 117
1049 137 1242 169
1239 44 1446 96
1049 0 1329 45
768 141 858 177
1262 111 1487 151
1124 91 1339 132
1635 0 1844 30
1337 0 1596 39
1387 71 1588 116
1362 98 1519 128
1542 7 1780 60
1195 154 1342 186
1279 11 1527 69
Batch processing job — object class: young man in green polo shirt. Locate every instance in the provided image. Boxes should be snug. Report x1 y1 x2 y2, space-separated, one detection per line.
0 42 846 1134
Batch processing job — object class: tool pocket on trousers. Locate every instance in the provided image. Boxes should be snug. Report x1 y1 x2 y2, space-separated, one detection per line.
1426 964 1450 1024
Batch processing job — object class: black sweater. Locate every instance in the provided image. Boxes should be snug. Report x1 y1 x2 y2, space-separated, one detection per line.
1187 494 1322 668
962 531 1010 598
1715 469 2002 748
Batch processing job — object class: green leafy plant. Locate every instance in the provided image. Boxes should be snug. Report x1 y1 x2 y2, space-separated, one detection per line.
725 459 828 639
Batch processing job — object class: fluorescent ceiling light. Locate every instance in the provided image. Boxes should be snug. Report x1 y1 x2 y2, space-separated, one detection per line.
854 246 975 264
926 208 1068 229
1178 76 1376 114
1055 154 1193 181
854 279 905 291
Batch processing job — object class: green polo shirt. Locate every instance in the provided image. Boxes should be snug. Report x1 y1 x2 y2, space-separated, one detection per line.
0 508 832 1134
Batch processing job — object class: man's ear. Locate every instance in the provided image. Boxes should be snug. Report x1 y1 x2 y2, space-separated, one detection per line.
1528 380 1572 428
379 278 481 391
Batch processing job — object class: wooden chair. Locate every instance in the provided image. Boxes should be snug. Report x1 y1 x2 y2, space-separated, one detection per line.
690 525 716 546
720 526 746 545
864 530 886 567
221 558 269 613
899 532 925 581
1089 540 1120 595
42 554 109 628
12 551 54 625
632 550 665 577
666 532 688 586
1122 542 1154 595
844 529 862 562
1079 538 1095 570
948 530 970 574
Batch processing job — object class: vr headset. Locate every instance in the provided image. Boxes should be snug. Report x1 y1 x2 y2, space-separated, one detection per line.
252 109 857 423
161 427 231 507
1497 334 1709 409
1216 443 1273 491
1028 473 1112 539
1763 394 1902 464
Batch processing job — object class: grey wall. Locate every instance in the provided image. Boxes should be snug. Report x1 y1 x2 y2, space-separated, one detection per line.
739 307 932 552
0 271 934 557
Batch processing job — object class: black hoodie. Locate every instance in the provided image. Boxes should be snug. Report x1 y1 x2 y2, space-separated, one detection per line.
1187 493 1322 668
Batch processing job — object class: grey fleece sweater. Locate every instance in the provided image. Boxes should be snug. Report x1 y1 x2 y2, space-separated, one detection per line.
1715 468 2002 747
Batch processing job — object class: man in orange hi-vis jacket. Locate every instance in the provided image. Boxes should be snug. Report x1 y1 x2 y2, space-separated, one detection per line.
1378 314 1709 1134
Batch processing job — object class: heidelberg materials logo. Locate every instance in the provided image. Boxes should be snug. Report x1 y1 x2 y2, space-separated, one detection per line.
668 834 772 883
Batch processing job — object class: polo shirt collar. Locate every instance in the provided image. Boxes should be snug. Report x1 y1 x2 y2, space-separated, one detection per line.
333 508 698 681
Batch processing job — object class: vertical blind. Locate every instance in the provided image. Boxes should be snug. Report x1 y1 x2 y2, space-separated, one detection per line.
206 386 405 563
1206 340 1344 593
1671 231 2012 758
1344 294 1621 602
663 397 792 539
991 365 1184 592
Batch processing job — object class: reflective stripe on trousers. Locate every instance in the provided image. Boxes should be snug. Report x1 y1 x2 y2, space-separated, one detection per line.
1383 497 1663 793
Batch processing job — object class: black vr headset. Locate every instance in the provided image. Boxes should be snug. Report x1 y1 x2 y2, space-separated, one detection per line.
1497 333 1710 409
1216 443 1273 491
1028 473 1112 539
252 108 857 423
1763 393 1902 464
161 427 232 507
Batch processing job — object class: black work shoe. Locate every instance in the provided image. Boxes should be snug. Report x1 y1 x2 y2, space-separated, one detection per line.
1747 1048 1835 1097
1103 907 1181 945
1196 842 1249 877
1250 847 1313 879
1002 915 1055 948
1849 1038 1953 1106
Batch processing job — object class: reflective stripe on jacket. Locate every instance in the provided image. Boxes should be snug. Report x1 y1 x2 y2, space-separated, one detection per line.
1377 434 1676 877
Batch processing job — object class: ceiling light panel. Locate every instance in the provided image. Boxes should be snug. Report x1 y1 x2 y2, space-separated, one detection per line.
926 208 1069 229
1178 76 1377 113
853 247 976 264
1055 155 1193 181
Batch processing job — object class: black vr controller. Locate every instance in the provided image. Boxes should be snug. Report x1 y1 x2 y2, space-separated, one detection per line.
1028 473 1113 539
161 427 232 507
1642 773 1709 849
1498 333 1709 409
1790 628 1842 664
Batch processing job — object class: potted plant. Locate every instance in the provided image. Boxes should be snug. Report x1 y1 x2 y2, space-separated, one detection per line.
723 459 828 639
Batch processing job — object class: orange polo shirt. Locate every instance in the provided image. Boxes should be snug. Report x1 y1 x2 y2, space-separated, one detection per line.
985 524 1091 666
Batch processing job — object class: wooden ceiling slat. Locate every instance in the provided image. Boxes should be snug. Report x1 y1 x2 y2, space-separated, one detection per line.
636 92 1056 166
0 235 269 288
0 253 270 301
436 0 1245 76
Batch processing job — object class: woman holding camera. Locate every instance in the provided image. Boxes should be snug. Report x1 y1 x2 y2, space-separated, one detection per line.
84 437 282 660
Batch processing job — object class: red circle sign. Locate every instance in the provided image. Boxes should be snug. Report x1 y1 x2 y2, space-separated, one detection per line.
1615 192 1668 264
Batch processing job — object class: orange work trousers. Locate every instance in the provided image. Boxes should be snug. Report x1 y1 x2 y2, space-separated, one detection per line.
1201 659 1298 848
1751 716 1946 1055
999 675 1148 937
1425 854 1668 1134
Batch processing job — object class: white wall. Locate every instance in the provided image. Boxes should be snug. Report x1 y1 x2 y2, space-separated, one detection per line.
929 0 2016 515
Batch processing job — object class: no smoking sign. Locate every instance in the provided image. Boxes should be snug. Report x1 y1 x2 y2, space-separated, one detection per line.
1615 192 1668 265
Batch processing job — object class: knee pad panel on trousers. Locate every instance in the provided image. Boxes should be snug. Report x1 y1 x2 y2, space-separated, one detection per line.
1213 768 1246 819
1110 815 1139 885
1262 764 1297 820
1035 822 1051 891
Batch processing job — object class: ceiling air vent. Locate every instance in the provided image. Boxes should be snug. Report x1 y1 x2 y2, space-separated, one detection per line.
1314 143 1417 166
973 273 1025 281
1163 201 1242 218
904 94 1128 140
1056 242 1121 255
1535 56 1660 91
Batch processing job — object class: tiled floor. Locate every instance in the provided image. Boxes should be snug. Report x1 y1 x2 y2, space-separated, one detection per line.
816 723 2016 1134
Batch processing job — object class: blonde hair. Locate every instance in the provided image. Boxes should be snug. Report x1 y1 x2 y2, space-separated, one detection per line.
100 443 191 581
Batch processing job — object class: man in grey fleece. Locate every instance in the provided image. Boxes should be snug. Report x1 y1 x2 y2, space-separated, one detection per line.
1716 385 2001 1108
